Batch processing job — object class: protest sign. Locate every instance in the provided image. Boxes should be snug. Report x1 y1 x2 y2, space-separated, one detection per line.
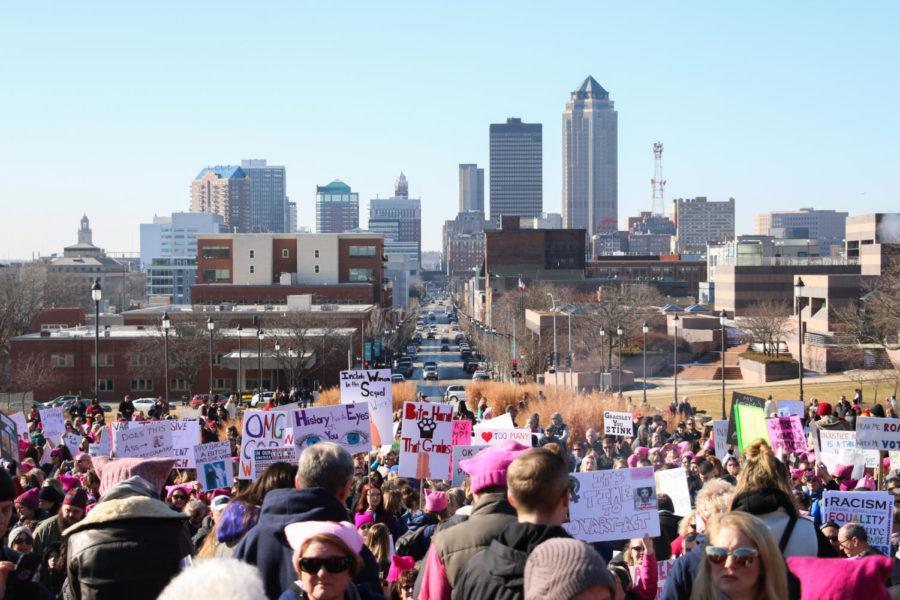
39 407 65 442
726 392 766 447
451 445 485 487
818 430 878 476
238 409 294 479
399 402 453 480
9 413 28 442
655 467 691 517
765 416 806 454
821 491 893 555
603 411 632 437
114 421 173 458
89 428 110 457
170 419 200 468
890 451 900 473
712 420 729 462
253 446 297 479
565 467 661 543
777 400 805 418
452 420 472 446
473 428 531 446
630 559 676 600
474 413 515 430
290 402 372 456
0 413 18 462
856 417 900 451
733 403 769 451
62 432 82 457
194 441 234 492
340 369 393 447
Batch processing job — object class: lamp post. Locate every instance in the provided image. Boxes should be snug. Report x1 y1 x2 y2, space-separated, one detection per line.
236 324 243 401
207 317 215 396
257 327 264 394
616 326 624 395
162 312 170 406
642 322 649 404
599 327 606 388
567 308 573 374
546 293 558 386
274 340 281 392
719 309 727 419
796 277 805 404
91 280 101 400
673 314 680 406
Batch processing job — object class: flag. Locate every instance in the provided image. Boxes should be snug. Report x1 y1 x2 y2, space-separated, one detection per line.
517 278 526 292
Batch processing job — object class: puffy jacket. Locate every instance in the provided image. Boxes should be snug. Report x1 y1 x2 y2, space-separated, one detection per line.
731 488 835 558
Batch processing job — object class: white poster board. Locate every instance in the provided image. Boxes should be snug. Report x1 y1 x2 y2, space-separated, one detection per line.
451 445 485 487
253 446 297 479
474 413 515 430
114 421 173 458
603 411 632 437
39 407 65 442
340 369 393 448
472 428 531 446
565 467 661 542
631 558 676 600
193 441 234 492
399 402 453 481
655 467 691 517
856 417 900 451
10 413 28 441
821 491 893 555
62 433 82 457
170 420 201 469
238 409 294 479
819 430 878 476
712 420 729 462
777 400 805 418
290 402 373 456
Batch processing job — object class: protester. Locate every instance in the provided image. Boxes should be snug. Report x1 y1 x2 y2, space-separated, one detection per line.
158 558 267 600
622 535 659 600
281 520 366 600
837 523 884 558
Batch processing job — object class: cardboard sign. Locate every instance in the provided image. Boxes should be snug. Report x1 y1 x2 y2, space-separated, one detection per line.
9 413 28 442
818 430 878 476
726 392 766 447
89 428 110 458
290 403 372 456
565 467 661 542
39 407 66 443
475 413 515 430
655 467 691 517
631 559 676 600
452 420 473 446
777 400 805 418
114 421 173 458
170 420 201 469
62 433 83 457
472 428 532 446
451 445 485 487
765 416 806 454
194 441 234 492
238 410 294 479
253 446 297 479
0 413 19 462
856 417 900 451
340 369 393 448
603 411 632 437
733 403 769 451
712 420 729 462
821 491 893 555
399 402 453 481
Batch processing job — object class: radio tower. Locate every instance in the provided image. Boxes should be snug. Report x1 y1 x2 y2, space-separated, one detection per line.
650 142 666 216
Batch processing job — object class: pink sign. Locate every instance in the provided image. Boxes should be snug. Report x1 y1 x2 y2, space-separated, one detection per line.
765 416 805 454
452 420 472 446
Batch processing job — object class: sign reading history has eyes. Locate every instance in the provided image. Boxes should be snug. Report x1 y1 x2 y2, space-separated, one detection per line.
291 402 373 456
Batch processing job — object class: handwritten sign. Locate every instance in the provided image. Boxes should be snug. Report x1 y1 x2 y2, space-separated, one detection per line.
856 417 900 451
452 420 472 446
340 369 393 448
451 445 484 487
63 433 83 457
631 559 676 600
39 407 65 443
238 410 294 479
290 402 372 456
777 400 805 418
603 411 632 437
821 491 893 555
713 420 729 462
655 467 691 517
114 421 173 458
9 413 28 442
565 467 660 542
0 413 19 462
472 428 531 446
253 446 297 478
475 413 514 430
194 441 234 492
170 420 201 468
399 402 453 481
765 416 806 454
818 430 878 476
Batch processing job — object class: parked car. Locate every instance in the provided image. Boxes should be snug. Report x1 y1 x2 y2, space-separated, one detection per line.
424 366 439 381
131 397 171 414
464 361 479 374
444 385 467 404
391 373 406 383
472 370 490 381
440 343 450 351
249 391 275 408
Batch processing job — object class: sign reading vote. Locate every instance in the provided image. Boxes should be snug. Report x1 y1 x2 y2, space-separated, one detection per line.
565 467 660 543
603 411 632 437
856 417 900 451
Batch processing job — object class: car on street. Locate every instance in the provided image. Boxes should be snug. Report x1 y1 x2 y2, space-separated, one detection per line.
424 366 439 381
249 391 275 408
472 370 490 381
444 385 467 404
131 397 169 413
464 360 479 374
440 343 450 351
391 373 405 383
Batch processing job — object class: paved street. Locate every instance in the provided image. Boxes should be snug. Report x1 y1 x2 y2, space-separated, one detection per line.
407 299 471 399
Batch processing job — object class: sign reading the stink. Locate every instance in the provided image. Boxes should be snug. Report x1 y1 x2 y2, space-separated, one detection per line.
399 402 453 481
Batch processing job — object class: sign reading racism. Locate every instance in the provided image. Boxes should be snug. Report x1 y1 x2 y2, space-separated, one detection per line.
340 369 393 448
821 491 893 555
565 467 660 543
399 402 453 481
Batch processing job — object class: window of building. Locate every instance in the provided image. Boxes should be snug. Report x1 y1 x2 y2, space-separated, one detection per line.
213 353 224 366
315 265 320 273
349 245 377 257
315 250 320 258
170 378 189 391
203 269 230 282
250 265 255 274
129 354 152 367
201 246 230 260
282 249 290 258
249 250 255 259
349 268 375 282
90 353 114 367
91 379 114 392
51 354 74 368
213 378 231 390
130 378 153 392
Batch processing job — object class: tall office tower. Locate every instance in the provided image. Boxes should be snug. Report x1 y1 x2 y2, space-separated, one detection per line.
316 180 359 233
562 76 618 239
489 118 542 221
754 208 848 256
672 196 736 254
458 163 485 215
394 172 408 198
369 174 421 266
286 200 298 233
191 165 252 232
241 159 287 232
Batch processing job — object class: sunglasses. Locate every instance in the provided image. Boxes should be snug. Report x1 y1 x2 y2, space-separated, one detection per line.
705 546 758 567
171 494 188 500
631 545 645 552
298 556 354 574
825 535 839 543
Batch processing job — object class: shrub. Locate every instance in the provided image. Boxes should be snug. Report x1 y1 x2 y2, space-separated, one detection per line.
739 351 796 364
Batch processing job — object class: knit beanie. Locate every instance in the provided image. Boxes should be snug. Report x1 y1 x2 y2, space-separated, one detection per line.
424 488 448 513
39 484 65 505
64 487 88 510
524 538 616 600
354 512 375 528
459 440 529 494
15 487 39 510
817 402 832 417
787 555 892 600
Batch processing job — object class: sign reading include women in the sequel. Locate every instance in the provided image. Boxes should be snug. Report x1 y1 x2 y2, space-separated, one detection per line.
565 467 660 543
399 401 453 480
339 369 393 448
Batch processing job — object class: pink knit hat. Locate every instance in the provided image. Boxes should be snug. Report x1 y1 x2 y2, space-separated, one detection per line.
832 464 853 479
424 488 448 513
636 447 650 459
284 520 364 565
787 555 892 600
354 513 375 528
15 488 39 510
677 441 691 454
627 454 640 468
58 473 80 492
387 555 415 583
855 475 876 491
459 440 529 494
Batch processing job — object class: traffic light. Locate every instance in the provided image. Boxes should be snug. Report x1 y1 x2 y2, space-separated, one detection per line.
565 355 572 369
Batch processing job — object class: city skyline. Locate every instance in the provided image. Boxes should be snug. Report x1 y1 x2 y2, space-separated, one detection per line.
1 3 898 259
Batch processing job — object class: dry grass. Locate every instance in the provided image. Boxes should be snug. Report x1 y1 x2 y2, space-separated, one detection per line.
312 381 417 412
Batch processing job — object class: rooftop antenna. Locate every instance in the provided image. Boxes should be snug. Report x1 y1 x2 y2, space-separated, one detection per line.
651 142 666 216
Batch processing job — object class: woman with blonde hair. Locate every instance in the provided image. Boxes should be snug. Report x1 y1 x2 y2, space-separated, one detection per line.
364 523 392 583
691 511 788 600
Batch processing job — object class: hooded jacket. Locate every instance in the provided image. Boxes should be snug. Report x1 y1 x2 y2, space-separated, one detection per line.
730 488 833 558
232 487 384 600
451 522 570 600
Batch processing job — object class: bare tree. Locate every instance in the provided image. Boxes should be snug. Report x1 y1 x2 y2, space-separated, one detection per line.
741 300 792 357
582 283 666 371
273 311 343 390
9 353 60 411
0 265 50 371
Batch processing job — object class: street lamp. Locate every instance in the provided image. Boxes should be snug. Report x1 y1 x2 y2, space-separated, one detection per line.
719 309 727 419
257 326 265 394
616 326 624 395
91 280 101 400
274 340 281 392
673 314 680 407
599 326 607 381
546 293 558 386
642 322 649 404
207 317 215 397
162 312 170 406
796 277 805 403
567 308 573 374
236 324 243 401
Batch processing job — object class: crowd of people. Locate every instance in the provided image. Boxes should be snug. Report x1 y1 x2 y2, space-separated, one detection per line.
2 389 900 599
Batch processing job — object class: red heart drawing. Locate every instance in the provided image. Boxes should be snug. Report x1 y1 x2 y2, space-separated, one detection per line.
481 431 493 443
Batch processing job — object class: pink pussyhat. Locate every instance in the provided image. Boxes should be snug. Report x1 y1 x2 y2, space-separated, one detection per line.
58 473 80 492
354 513 375 529
677 441 691 454
424 488 448 512
284 520 364 565
387 555 415 583
855 475 876 491
627 454 640 468
636 447 650 459
459 439 529 494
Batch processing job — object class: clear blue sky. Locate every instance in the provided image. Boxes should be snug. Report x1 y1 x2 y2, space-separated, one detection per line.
1 2 897 259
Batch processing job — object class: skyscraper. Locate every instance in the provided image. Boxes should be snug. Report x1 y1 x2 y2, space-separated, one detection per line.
316 180 359 233
489 118 542 221
394 172 408 198
191 165 252 232
563 76 618 238
458 163 485 216
672 197 735 253
369 173 421 266
241 159 288 232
